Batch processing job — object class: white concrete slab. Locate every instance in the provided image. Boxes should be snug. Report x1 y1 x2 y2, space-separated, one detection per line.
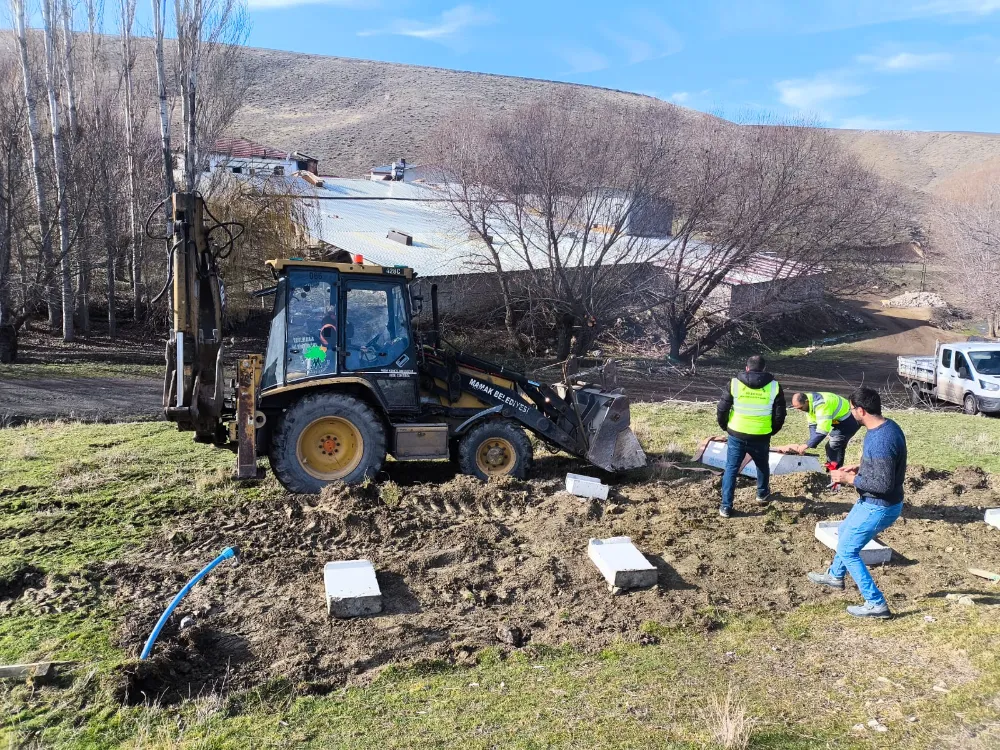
814 521 893 566
566 473 609 500
323 560 382 618
699 440 824 477
588 536 657 589
986 509 1000 530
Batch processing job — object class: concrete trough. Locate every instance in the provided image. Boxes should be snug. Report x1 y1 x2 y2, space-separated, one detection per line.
566 473 609 500
986 509 1000 530
588 536 657 590
323 560 382 618
814 521 893 566
699 439 825 478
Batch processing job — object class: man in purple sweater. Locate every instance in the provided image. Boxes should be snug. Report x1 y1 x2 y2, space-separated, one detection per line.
807 386 907 619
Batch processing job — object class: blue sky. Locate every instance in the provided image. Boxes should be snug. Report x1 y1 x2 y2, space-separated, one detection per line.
240 0 1000 132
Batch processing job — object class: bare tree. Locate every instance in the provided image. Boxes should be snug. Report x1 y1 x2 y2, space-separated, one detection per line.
41 0 76 341
433 93 680 358
934 176 1000 338
0 61 27 362
11 0 59 330
173 0 250 189
650 118 907 360
151 0 174 213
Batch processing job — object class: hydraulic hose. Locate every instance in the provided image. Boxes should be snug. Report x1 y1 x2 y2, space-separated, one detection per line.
139 546 238 660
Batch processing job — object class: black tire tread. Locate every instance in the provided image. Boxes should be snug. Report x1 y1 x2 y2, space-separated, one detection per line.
457 420 533 480
269 392 386 493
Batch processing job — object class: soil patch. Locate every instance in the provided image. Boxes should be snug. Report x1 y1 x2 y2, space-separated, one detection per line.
109 459 1000 704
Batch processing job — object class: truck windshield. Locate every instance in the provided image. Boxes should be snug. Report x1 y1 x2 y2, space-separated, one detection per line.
969 351 1000 376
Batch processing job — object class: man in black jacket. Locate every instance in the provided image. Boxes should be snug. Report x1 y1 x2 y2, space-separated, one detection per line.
715 355 787 518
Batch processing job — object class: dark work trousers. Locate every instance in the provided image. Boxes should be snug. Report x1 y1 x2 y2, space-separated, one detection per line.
823 414 861 467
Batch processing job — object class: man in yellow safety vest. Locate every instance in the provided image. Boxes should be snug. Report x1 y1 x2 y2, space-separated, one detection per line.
785 391 861 470
715 355 786 518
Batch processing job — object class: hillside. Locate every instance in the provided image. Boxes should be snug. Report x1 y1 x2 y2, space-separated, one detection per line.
228 46 1000 194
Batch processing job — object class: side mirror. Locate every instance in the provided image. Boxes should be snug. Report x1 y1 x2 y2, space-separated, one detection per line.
410 290 423 317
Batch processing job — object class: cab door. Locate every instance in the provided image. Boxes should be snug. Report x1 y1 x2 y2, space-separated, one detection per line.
937 347 958 404
342 278 419 412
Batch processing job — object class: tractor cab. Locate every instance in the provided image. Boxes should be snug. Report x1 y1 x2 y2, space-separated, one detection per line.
260 258 420 413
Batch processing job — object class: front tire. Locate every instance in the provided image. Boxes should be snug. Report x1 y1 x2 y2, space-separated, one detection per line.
458 420 533 480
270 392 386 493
964 393 979 416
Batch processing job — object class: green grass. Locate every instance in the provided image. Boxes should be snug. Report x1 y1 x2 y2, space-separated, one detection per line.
0 363 163 380
632 401 1000 472
1 408 999 748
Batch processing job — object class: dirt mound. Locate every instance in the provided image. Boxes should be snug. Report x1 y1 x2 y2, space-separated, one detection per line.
109 461 1000 704
882 291 949 309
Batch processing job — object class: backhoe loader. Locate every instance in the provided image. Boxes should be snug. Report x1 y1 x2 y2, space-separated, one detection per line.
162 191 646 493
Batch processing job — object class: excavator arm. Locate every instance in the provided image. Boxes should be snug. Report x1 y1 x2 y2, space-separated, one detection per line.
162 192 236 442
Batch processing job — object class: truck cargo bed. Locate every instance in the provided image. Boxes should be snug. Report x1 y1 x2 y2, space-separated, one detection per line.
898 355 936 384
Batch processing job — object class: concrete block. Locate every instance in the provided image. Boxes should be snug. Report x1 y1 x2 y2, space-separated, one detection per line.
323 560 382 618
986 509 1000 530
699 440 824 477
588 536 657 589
566 473 609 500
814 521 893 566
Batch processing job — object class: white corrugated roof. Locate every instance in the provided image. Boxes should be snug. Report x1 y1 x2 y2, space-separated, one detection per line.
277 177 821 285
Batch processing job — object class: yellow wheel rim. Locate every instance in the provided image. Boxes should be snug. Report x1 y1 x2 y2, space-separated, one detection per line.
475 437 517 476
297 416 365 481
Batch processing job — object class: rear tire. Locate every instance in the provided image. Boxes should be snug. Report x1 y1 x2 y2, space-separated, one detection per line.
908 382 922 406
269 392 386 493
458 420 533 480
964 393 979 416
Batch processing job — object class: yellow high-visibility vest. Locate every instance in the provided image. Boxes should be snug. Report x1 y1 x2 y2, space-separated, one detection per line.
729 378 779 435
806 392 851 434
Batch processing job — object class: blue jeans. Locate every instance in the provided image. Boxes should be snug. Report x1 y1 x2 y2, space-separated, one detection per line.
721 436 770 512
829 499 902 606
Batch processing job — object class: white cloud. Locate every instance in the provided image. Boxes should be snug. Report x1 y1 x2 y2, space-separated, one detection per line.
775 74 867 112
668 91 690 104
838 115 910 130
559 46 610 74
358 4 493 41
858 51 952 71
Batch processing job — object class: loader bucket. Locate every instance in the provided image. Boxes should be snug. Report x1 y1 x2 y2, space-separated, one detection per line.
577 389 647 472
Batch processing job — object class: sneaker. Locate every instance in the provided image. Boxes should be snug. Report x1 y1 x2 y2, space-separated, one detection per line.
807 571 845 590
757 492 772 504
847 601 892 619
719 507 732 518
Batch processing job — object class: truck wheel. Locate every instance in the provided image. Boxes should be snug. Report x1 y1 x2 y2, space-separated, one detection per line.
458 420 533 480
269 393 386 493
964 393 979 416
908 383 922 406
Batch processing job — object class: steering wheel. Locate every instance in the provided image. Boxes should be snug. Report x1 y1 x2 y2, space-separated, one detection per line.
357 332 383 364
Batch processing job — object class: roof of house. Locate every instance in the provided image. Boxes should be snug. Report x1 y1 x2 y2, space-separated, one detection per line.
218 174 824 285
212 137 289 161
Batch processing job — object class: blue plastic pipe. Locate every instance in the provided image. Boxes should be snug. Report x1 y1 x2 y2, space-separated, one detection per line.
139 546 238 660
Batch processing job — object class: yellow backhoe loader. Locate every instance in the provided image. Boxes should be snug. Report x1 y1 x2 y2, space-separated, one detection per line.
162 192 646 493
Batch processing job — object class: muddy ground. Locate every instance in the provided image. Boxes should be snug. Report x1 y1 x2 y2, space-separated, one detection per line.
109 457 1000 705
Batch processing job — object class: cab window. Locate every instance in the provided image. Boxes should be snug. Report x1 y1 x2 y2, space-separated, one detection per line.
941 348 952 368
260 279 286 389
955 352 972 380
285 269 339 382
344 282 410 371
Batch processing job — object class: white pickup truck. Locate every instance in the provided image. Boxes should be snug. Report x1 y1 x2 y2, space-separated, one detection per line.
898 342 1000 415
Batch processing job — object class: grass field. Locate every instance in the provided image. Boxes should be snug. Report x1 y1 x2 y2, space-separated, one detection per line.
1 406 999 749
0 363 163 381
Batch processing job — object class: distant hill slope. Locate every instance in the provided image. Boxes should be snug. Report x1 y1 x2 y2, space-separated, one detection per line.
230 47 1000 195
